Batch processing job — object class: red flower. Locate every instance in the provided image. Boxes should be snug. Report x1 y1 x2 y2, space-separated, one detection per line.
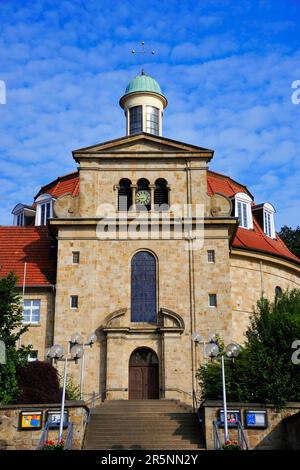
225 440 231 445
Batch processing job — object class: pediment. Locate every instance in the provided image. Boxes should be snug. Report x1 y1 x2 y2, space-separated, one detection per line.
101 307 184 335
73 132 214 158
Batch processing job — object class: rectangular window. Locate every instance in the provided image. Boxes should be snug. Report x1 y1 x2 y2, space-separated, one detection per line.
39 201 51 225
23 300 41 324
129 106 142 134
207 250 215 263
72 251 80 264
17 213 24 226
146 106 159 135
237 201 249 228
208 294 217 307
264 211 272 237
70 295 78 309
41 204 46 225
28 351 38 362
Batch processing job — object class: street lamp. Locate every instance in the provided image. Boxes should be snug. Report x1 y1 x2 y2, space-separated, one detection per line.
47 343 83 442
70 332 97 400
205 339 241 444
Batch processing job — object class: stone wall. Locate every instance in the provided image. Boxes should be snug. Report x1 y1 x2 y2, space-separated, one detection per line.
0 401 88 450
230 253 300 343
203 400 300 450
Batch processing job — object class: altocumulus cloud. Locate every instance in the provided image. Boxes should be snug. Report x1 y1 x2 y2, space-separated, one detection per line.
0 0 299 229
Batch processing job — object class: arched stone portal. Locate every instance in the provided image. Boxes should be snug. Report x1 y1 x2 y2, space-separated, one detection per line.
129 348 159 399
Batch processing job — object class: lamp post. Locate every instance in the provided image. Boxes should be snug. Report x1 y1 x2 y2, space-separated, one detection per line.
47 343 84 442
70 332 97 400
205 339 241 443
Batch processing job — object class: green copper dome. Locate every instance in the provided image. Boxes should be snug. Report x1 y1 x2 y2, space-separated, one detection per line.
124 71 163 96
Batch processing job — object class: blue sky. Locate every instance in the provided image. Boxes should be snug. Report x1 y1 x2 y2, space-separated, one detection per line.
0 0 300 228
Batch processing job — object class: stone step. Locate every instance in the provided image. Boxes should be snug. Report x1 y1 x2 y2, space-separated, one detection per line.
95 405 193 411
91 410 195 416
87 425 200 431
83 399 205 450
84 444 204 450
84 437 203 445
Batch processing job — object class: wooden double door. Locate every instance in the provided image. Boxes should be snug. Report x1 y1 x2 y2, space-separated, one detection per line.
129 348 159 399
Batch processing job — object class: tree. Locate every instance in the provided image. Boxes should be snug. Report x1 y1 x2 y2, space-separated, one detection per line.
279 225 300 258
197 289 300 408
0 272 32 404
17 361 61 404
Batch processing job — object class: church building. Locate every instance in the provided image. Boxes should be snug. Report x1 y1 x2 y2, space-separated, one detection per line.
1 72 300 403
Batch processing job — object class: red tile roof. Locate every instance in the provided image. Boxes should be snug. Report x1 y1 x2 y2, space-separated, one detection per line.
35 171 79 200
0 227 55 287
207 170 253 198
207 170 300 265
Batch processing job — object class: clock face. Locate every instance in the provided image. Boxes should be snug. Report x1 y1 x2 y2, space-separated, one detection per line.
135 190 151 205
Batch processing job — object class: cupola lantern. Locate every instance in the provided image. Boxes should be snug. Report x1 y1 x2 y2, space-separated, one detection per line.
119 70 167 136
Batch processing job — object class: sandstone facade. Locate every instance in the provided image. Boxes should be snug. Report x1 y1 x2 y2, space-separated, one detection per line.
20 134 300 404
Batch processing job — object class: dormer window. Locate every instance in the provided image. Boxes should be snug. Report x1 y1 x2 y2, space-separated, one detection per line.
12 204 36 226
253 202 276 239
263 203 276 238
35 194 54 226
234 193 253 229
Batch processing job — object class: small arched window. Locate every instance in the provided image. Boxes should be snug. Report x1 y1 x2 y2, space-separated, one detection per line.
118 179 132 211
154 178 169 211
131 251 157 323
275 286 282 298
136 178 151 211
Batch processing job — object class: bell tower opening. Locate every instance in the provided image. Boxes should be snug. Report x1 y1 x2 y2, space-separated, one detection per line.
119 71 167 136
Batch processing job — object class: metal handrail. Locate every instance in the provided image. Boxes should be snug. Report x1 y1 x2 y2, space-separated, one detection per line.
64 422 74 450
38 421 74 450
213 419 248 450
213 420 222 450
38 421 50 449
237 420 249 450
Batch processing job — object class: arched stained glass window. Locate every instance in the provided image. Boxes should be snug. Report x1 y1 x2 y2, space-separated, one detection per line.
131 251 157 323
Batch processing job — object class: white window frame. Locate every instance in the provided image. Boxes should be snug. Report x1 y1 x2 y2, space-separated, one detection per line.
35 194 54 226
12 204 25 226
263 203 276 239
23 299 41 324
235 192 253 229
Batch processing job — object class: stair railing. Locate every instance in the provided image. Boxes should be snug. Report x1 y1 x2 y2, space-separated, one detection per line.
64 422 74 450
212 419 249 450
237 420 249 450
192 389 205 446
38 421 74 450
38 421 50 449
213 420 222 450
